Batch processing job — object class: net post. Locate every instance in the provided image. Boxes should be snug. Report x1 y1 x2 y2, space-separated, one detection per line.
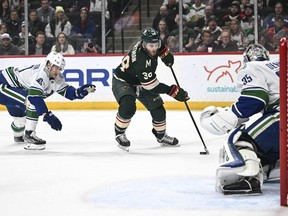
280 37 288 206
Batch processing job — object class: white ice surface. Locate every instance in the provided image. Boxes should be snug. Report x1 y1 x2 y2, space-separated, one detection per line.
0 110 287 216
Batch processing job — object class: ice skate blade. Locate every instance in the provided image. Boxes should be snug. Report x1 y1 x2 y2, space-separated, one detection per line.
117 144 129 152
24 143 46 150
160 143 181 147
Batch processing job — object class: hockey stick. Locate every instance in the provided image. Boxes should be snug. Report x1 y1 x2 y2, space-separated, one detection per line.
169 66 209 155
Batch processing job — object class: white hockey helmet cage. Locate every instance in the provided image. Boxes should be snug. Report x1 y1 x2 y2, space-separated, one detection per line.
243 44 270 62
46 51 66 71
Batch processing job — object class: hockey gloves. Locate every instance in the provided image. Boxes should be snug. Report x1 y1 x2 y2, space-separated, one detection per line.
168 85 190 102
75 84 96 99
43 111 62 131
159 46 174 66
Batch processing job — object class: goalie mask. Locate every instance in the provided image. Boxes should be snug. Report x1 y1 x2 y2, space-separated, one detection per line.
243 44 270 63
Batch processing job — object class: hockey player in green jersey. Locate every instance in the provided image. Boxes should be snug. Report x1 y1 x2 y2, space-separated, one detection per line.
0 52 95 150
112 28 190 151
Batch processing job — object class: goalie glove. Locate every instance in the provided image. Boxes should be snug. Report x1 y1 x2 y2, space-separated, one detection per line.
168 85 190 102
75 84 96 99
200 106 238 135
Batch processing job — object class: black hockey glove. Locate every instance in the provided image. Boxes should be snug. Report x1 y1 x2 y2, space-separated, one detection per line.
43 111 62 131
159 46 174 66
168 85 190 102
75 84 96 99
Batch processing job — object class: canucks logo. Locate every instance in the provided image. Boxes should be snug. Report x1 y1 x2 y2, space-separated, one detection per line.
36 78 44 86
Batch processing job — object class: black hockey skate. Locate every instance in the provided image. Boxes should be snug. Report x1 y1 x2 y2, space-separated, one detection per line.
24 130 46 150
116 133 130 151
222 177 262 195
14 136 24 143
152 129 180 147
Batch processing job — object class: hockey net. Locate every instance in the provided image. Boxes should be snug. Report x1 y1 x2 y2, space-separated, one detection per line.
280 37 288 206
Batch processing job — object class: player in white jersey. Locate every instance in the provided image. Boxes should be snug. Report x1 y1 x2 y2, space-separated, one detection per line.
0 52 96 150
200 44 280 195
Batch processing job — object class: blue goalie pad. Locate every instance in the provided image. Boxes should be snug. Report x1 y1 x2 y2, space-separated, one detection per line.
220 126 246 169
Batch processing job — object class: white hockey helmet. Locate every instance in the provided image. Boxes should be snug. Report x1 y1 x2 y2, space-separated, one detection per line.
45 51 66 71
243 44 270 63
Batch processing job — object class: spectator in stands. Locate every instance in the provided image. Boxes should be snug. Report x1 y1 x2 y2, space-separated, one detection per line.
45 6 72 39
221 1 245 28
266 15 288 50
13 21 34 54
166 35 179 52
263 1 288 28
51 32 75 54
6 9 21 38
81 38 101 53
194 15 222 45
164 0 180 24
69 7 96 52
0 0 10 23
14 0 24 20
0 32 20 55
258 34 275 51
28 31 51 55
184 0 206 29
157 19 170 45
67 0 90 13
186 4 214 30
243 15 266 47
240 3 255 34
240 0 251 12
191 29 214 52
169 16 198 52
152 5 177 32
28 9 46 38
213 29 239 52
0 22 8 35
229 19 245 51
36 0 55 25
89 0 110 20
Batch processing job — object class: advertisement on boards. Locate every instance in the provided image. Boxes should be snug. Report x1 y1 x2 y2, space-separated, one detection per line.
0 54 278 104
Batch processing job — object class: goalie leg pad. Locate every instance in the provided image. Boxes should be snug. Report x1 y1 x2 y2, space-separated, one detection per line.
216 126 263 194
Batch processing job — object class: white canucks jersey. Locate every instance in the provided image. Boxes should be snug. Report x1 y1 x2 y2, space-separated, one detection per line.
2 63 69 98
232 58 280 118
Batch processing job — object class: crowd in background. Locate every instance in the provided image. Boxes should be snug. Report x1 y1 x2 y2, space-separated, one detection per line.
155 0 288 52
0 0 117 55
0 0 287 55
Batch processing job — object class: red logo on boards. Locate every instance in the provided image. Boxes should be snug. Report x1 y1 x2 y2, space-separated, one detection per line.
204 60 242 83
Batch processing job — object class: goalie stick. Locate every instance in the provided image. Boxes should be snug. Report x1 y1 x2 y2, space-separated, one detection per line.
169 66 209 155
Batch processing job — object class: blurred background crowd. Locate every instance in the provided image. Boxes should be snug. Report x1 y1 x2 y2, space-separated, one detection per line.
0 0 287 55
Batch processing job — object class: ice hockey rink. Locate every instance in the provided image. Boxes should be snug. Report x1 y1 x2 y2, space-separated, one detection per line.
0 110 287 216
